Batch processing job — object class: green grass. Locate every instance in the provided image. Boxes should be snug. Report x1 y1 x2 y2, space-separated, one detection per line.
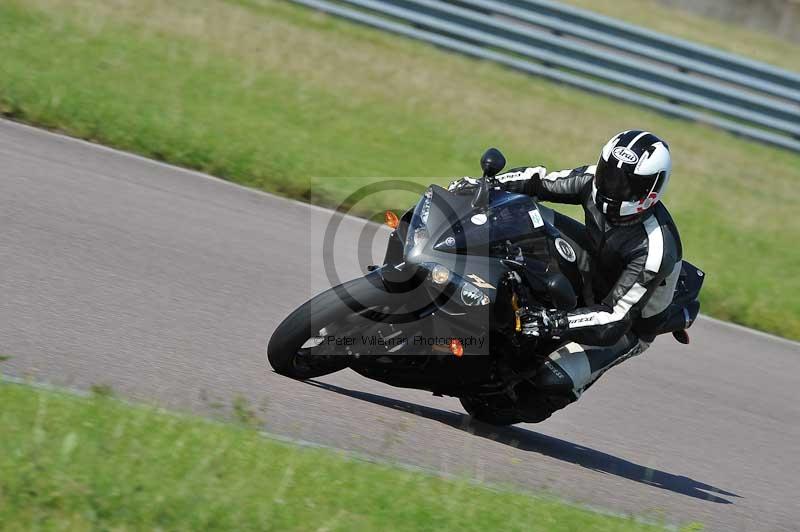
0 381 675 531
0 0 798 339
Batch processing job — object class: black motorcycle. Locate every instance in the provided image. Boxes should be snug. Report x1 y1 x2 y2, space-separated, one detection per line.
268 149 703 425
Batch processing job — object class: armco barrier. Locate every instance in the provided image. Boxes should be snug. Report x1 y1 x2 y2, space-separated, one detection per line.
291 0 800 152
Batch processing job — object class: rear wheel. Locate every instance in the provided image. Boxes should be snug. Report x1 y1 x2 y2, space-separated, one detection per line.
267 273 397 380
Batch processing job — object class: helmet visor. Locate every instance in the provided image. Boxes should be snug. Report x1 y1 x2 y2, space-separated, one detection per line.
596 157 660 202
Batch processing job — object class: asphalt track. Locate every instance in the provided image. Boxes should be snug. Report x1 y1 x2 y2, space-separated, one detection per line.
1 119 798 531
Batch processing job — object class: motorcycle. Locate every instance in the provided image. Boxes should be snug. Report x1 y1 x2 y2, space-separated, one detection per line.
268 148 703 425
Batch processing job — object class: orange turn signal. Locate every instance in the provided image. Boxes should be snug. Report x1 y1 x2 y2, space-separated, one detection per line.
384 210 399 229
450 338 464 357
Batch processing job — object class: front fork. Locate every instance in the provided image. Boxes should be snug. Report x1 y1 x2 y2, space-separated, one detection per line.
504 270 528 337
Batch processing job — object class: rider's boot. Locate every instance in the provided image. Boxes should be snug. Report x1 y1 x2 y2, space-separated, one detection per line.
531 334 651 418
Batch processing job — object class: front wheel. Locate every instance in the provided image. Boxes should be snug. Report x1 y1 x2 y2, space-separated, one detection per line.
267 273 397 380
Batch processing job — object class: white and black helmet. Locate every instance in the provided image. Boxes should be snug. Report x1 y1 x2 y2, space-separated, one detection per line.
594 130 671 223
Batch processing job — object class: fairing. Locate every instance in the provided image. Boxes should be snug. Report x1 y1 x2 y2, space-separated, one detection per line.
390 185 580 308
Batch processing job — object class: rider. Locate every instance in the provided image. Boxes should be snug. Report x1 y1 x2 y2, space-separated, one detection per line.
452 130 683 420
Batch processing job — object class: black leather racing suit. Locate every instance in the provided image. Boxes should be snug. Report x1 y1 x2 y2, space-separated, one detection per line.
494 164 683 410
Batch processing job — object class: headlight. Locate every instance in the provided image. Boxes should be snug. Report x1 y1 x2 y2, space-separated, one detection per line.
431 264 450 285
413 227 429 248
422 262 492 307
404 189 433 258
460 282 491 306
420 188 432 224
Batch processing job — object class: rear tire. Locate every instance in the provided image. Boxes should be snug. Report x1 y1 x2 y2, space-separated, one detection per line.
267 273 394 380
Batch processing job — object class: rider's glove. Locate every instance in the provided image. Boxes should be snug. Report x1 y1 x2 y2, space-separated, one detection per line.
520 308 569 339
447 176 480 193
495 166 547 183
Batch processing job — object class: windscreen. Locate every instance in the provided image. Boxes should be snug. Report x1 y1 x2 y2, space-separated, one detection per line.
435 192 551 260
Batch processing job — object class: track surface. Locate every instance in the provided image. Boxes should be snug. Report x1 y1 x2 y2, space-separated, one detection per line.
1 120 798 531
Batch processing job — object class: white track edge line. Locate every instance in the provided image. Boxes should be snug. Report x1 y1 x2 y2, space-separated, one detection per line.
0 118 376 227
696 315 799 347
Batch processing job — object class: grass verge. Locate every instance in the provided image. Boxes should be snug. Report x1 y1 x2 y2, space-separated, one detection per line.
0 381 675 531
0 0 797 339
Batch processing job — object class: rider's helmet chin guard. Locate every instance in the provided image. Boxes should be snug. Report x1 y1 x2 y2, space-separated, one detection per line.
593 130 672 225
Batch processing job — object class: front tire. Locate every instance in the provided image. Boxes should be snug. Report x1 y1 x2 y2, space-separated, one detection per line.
267 273 394 380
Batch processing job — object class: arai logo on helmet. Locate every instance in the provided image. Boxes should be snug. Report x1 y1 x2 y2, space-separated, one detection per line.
612 146 639 165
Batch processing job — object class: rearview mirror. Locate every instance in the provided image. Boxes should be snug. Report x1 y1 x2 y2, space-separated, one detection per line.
480 148 506 178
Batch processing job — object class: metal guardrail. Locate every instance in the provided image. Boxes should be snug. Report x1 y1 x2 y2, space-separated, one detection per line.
498 0 800 97
291 0 800 152
457 0 800 103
